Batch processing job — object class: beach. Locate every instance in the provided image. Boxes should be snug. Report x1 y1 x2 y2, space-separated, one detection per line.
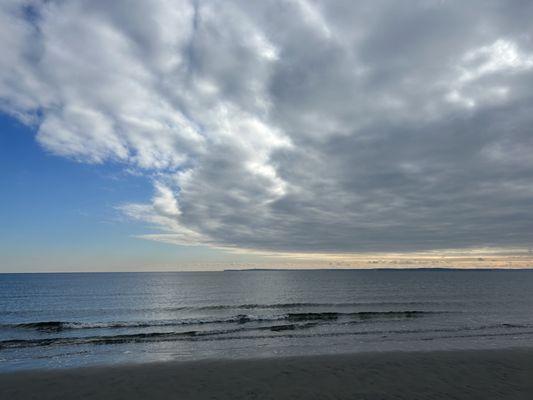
1 348 532 400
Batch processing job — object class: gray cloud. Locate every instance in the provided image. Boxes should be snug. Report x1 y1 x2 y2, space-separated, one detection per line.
1 0 533 253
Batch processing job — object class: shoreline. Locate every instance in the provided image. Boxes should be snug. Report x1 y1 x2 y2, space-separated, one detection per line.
2 348 533 399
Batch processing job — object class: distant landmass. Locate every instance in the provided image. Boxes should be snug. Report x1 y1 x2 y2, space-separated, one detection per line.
222 267 516 272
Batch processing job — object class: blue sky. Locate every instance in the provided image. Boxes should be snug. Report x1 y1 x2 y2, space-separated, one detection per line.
0 113 234 272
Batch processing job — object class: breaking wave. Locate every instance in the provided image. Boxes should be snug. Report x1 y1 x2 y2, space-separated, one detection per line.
3 311 442 332
1 322 531 350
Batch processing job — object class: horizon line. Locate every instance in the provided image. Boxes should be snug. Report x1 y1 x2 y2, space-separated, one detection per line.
2 266 533 274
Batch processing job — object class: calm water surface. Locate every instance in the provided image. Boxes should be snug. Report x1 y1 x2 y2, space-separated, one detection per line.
1 270 533 371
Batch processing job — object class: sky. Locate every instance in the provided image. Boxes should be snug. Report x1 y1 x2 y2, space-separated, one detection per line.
1 0 533 272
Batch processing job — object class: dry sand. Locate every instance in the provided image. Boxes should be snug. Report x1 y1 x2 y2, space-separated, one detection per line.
1 348 533 399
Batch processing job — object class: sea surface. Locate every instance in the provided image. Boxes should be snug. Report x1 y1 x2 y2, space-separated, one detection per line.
1 269 533 372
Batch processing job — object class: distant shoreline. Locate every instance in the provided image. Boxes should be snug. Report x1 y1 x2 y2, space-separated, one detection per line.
2 267 533 274
2 348 532 399
223 267 533 271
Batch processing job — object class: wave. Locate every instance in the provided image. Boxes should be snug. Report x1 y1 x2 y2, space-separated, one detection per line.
0 323 316 349
7 315 264 332
1 322 531 350
286 311 432 321
191 302 440 311
14 321 66 332
4 311 442 332
0 300 463 316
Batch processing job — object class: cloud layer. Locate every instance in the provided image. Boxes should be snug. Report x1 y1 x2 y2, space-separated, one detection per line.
2 0 533 253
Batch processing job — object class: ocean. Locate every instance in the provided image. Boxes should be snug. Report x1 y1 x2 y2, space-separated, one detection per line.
1 269 533 372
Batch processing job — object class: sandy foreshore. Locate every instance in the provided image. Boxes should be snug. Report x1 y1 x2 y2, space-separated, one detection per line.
1 348 533 399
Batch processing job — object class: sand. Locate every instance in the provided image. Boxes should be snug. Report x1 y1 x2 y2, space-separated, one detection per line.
1 348 533 399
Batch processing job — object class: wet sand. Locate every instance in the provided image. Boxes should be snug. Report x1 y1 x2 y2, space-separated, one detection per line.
1 348 533 399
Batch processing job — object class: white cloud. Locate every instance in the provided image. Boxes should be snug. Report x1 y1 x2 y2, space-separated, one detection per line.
1 0 533 253
461 39 533 81
447 39 533 109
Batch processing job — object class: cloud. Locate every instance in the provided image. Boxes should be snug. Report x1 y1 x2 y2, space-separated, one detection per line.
1 0 533 254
